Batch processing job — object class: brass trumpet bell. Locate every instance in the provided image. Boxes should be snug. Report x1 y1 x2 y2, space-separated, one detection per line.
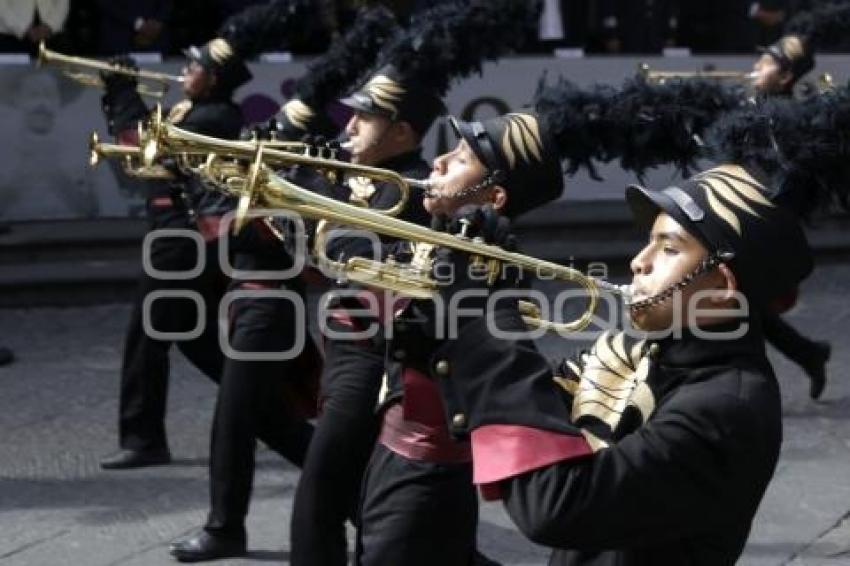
89 130 175 180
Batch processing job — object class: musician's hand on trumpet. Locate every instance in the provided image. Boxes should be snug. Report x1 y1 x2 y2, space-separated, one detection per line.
392 204 521 359
100 55 140 93
432 204 522 297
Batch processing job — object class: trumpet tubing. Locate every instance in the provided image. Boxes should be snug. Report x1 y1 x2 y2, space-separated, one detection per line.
149 120 424 216
89 131 138 165
37 42 183 99
143 122 629 332
237 153 627 332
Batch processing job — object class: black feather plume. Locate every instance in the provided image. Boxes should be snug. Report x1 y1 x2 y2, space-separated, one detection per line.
602 78 745 178
295 6 400 109
785 1 850 48
705 83 850 214
217 0 312 59
370 0 542 97
533 75 745 180
533 77 616 180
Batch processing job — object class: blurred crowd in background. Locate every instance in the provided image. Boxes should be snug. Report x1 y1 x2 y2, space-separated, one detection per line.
0 0 846 60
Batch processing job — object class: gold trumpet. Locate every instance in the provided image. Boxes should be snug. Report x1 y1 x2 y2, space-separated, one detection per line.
89 131 176 179
37 41 184 99
638 63 756 85
208 144 627 333
143 110 432 217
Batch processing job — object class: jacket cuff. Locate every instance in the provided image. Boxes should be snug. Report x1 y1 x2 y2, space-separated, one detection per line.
471 424 592 490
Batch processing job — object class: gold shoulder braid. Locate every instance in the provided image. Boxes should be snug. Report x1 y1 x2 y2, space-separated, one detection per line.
167 100 193 124
553 331 655 450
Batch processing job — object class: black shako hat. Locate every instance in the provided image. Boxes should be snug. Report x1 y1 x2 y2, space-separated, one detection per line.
449 112 565 218
276 5 399 140
184 0 313 96
339 0 543 138
340 64 445 136
185 38 252 94
626 164 813 304
758 34 815 84
278 98 338 140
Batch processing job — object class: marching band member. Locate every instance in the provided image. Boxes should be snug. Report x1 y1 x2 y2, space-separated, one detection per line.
421 165 812 565
289 63 436 565
356 110 563 565
98 36 247 470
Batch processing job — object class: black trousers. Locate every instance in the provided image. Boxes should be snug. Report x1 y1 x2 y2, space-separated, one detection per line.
290 325 385 566
119 214 225 451
204 284 315 539
356 441 478 566
762 310 822 370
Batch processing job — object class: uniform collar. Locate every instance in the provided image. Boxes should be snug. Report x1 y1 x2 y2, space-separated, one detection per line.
647 318 765 369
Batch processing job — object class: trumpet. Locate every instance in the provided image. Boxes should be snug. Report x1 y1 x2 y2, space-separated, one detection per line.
89 131 138 167
89 131 176 179
207 144 628 333
37 42 184 99
638 63 756 85
142 108 432 217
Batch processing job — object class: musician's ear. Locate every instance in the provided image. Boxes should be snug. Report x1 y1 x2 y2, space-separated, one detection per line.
489 185 507 212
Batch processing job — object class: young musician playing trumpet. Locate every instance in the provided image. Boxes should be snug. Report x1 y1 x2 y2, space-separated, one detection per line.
415 164 812 565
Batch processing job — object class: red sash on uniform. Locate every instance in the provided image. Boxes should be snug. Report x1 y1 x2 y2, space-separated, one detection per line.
196 214 225 242
378 374 472 465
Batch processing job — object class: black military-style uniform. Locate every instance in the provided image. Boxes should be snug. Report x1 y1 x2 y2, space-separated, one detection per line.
290 149 431 566
102 88 243 455
352 109 567 566
427 311 781 566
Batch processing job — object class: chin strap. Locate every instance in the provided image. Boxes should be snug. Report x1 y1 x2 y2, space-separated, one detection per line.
420 170 504 200
627 250 735 312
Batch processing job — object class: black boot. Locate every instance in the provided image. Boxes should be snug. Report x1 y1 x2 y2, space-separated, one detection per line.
169 529 246 562
473 549 503 565
803 341 831 400
100 447 171 469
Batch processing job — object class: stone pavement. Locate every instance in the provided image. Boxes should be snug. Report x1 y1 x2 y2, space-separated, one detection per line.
1 263 850 565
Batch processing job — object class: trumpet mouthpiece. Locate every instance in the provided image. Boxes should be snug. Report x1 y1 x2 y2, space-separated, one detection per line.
340 140 354 150
406 178 433 191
